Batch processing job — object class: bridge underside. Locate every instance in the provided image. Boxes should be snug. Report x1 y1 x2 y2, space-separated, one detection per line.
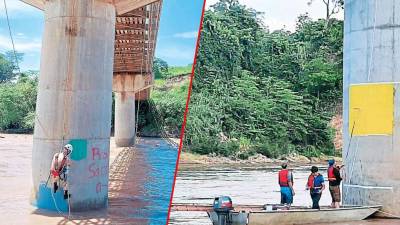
21 0 159 15
113 2 160 94
113 1 161 147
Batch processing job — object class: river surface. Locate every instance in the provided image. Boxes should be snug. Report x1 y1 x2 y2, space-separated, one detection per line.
169 166 400 225
0 134 177 225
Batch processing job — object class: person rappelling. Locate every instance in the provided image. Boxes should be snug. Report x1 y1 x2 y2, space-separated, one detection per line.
50 144 73 199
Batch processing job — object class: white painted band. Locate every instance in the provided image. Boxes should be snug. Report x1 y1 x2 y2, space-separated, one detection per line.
344 184 393 190
349 82 400 86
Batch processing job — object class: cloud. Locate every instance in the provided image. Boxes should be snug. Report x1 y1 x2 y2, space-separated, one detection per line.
173 31 199 39
0 34 41 52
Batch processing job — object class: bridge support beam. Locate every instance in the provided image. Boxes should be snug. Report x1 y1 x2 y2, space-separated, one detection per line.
115 92 136 147
343 0 400 216
31 0 115 211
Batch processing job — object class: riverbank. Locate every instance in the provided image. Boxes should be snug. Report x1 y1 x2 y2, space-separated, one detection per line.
178 151 342 170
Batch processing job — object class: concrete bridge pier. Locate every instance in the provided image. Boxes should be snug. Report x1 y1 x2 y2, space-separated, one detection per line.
343 0 400 216
115 92 136 147
22 0 161 212
31 0 116 211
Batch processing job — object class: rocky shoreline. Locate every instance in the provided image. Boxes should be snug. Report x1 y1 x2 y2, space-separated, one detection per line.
178 152 342 170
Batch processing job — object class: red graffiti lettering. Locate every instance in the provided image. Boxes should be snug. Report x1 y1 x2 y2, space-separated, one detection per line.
91 147 108 161
88 162 100 178
92 148 101 160
96 182 108 193
88 163 109 179
96 182 101 193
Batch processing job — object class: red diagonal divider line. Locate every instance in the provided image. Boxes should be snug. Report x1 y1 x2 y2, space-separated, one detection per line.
166 0 207 224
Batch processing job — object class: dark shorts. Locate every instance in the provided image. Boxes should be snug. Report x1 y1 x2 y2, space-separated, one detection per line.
280 187 293 204
329 185 341 202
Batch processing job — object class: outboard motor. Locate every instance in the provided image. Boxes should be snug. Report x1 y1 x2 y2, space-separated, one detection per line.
213 196 234 225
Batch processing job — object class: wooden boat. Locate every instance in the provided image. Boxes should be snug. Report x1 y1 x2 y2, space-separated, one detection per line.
172 203 381 225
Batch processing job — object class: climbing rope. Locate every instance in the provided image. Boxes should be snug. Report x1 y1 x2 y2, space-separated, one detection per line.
48 140 73 219
2 1 72 217
48 151 72 219
135 2 167 146
145 1 178 148
2 0 21 75
134 3 150 144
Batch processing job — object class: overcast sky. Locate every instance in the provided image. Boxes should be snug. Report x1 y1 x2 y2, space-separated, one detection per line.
206 0 344 32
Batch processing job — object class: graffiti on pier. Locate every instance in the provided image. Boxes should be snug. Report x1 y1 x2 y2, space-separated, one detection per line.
88 147 109 193
96 182 108 193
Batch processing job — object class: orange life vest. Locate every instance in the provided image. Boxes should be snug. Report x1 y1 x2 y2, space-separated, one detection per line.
307 174 314 189
327 166 336 181
279 169 290 187
51 153 67 177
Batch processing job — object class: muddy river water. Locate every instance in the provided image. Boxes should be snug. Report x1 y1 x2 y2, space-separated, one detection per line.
169 166 400 225
0 134 177 225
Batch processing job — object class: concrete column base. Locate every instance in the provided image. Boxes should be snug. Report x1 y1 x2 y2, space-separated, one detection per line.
115 92 136 147
31 0 115 211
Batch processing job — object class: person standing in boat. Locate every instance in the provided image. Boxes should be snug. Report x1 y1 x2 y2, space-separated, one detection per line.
278 163 295 207
327 159 342 208
306 166 325 209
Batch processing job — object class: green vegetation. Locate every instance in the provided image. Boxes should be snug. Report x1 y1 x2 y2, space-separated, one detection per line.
137 62 190 137
0 72 38 132
153 57 192 79
168 65 192 76
0 51 22 83
138 81 188 137
184 0 343 159
0 50 189 136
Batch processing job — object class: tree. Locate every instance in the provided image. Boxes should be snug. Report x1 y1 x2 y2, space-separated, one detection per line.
153 57 169 79
308 0 344 21
0 72 38 130
0 51 23 83
211 0 240 12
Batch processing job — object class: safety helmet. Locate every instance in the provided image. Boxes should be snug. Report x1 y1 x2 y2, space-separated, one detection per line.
64 144 73 155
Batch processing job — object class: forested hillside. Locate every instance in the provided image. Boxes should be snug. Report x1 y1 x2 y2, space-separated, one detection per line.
184 0 343 158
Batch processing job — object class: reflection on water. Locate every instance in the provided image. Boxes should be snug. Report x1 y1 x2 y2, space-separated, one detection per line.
107 138 178 224
170 166 331 225
136 139 178 225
